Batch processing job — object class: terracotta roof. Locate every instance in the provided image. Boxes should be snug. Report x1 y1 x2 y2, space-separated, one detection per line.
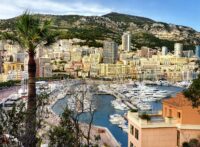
162 93 192 107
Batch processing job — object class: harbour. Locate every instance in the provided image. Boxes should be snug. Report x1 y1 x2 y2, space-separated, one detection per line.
52 81 184 147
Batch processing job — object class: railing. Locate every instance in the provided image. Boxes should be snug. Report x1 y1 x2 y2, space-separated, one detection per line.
128 111 177 126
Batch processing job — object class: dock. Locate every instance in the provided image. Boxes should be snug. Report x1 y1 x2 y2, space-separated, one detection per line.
96 89 138 111
123 101 137 110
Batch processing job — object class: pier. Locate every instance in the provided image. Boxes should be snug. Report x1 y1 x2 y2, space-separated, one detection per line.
96 88 138 111
123 101 137 110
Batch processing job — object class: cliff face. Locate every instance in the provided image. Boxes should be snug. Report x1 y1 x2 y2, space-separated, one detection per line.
0 12 199 49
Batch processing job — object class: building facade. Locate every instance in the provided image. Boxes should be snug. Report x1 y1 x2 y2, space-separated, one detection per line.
36 57 52 78
99 63 136 79
122 32 131 52
195 45 200 58
128 93 200 147
174 43 183 57
103 41 118 64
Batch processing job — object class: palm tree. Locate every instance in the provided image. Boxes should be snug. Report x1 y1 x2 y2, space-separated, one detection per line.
4 12 58 147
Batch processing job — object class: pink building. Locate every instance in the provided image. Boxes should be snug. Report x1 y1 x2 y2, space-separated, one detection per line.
128 93 200 147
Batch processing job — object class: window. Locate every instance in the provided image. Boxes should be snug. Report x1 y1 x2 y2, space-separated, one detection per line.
135 128 139 140
177 130 180 146
130 142 134 147
169 109 172 117
177 112 181 118
165 107 167 116
130 125 134 135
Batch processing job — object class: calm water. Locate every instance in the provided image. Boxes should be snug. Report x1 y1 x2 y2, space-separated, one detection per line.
52 85 183 147
151 85 184 111
52 94 128 147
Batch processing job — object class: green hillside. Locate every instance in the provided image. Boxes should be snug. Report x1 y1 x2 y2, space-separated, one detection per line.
0 12 199 50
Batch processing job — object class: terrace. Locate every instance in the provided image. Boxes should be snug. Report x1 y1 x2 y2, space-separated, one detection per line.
128 111 177 128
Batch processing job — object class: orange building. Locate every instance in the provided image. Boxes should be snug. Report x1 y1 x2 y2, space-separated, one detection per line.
128 93 200 147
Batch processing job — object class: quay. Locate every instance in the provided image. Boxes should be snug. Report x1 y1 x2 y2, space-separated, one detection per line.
96 89 138 110
39 80 121 147
80 124 121 147
123 101 137 110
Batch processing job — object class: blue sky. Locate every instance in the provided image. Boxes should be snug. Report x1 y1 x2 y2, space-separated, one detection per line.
0 0 199 31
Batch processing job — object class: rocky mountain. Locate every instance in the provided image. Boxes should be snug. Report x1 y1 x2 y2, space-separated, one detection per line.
0 12 199 50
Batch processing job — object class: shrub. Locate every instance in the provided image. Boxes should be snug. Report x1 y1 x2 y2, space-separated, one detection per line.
130 109 138 112
139 113 151 121
0 80 20 89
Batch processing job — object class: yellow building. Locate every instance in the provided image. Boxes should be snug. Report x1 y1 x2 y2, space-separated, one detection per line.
151 54 188 66
70 51 82 62
90 64 100 77
82 56 90 64
119 52 135 61
82 53 102 74
90 53 102 64
3 62 24 74
139 54 198 82
83 63 91 72
4 43 20 55
99 63 136 78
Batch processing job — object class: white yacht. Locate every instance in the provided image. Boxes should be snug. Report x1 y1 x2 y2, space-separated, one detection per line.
111 100 129 111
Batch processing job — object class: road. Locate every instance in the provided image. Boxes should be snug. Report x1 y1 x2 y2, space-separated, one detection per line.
0 86 21 100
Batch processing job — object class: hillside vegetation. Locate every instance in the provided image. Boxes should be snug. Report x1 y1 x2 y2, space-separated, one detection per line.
0 12 199 50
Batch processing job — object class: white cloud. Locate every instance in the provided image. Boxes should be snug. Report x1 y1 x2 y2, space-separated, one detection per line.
0 0 112 19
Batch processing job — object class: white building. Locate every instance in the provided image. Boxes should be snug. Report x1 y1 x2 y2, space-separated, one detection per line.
122 32 131 52
162 46 168 56
174 43 183 57
37 57 52 78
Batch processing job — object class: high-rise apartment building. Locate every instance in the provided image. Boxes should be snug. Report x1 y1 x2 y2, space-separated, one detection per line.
122 32 131 52
161 46 168 56
174 43 183 57
195 45 200 58
103 41 118 64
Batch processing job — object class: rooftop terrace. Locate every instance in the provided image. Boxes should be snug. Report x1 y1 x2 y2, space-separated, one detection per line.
128 111 177 128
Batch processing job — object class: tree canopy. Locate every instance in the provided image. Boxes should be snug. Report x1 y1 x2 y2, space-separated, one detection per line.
184 74 200 107
3 11 58 53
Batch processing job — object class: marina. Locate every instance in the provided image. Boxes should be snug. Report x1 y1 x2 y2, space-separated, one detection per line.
52 81 184 147
98 82 183 112
0 79 184 147
0 5 200 147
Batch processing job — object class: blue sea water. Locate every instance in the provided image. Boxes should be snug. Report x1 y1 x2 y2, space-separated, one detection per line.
52 94 128 147
150 86 184 111
52 85 184 147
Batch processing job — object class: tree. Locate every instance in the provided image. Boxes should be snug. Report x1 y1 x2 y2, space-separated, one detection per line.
0 91 50 147
184 74 200 108
48 108 78 147
182 138 200 147
48 82 97 147
3 11 58 146
0 102 26 146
